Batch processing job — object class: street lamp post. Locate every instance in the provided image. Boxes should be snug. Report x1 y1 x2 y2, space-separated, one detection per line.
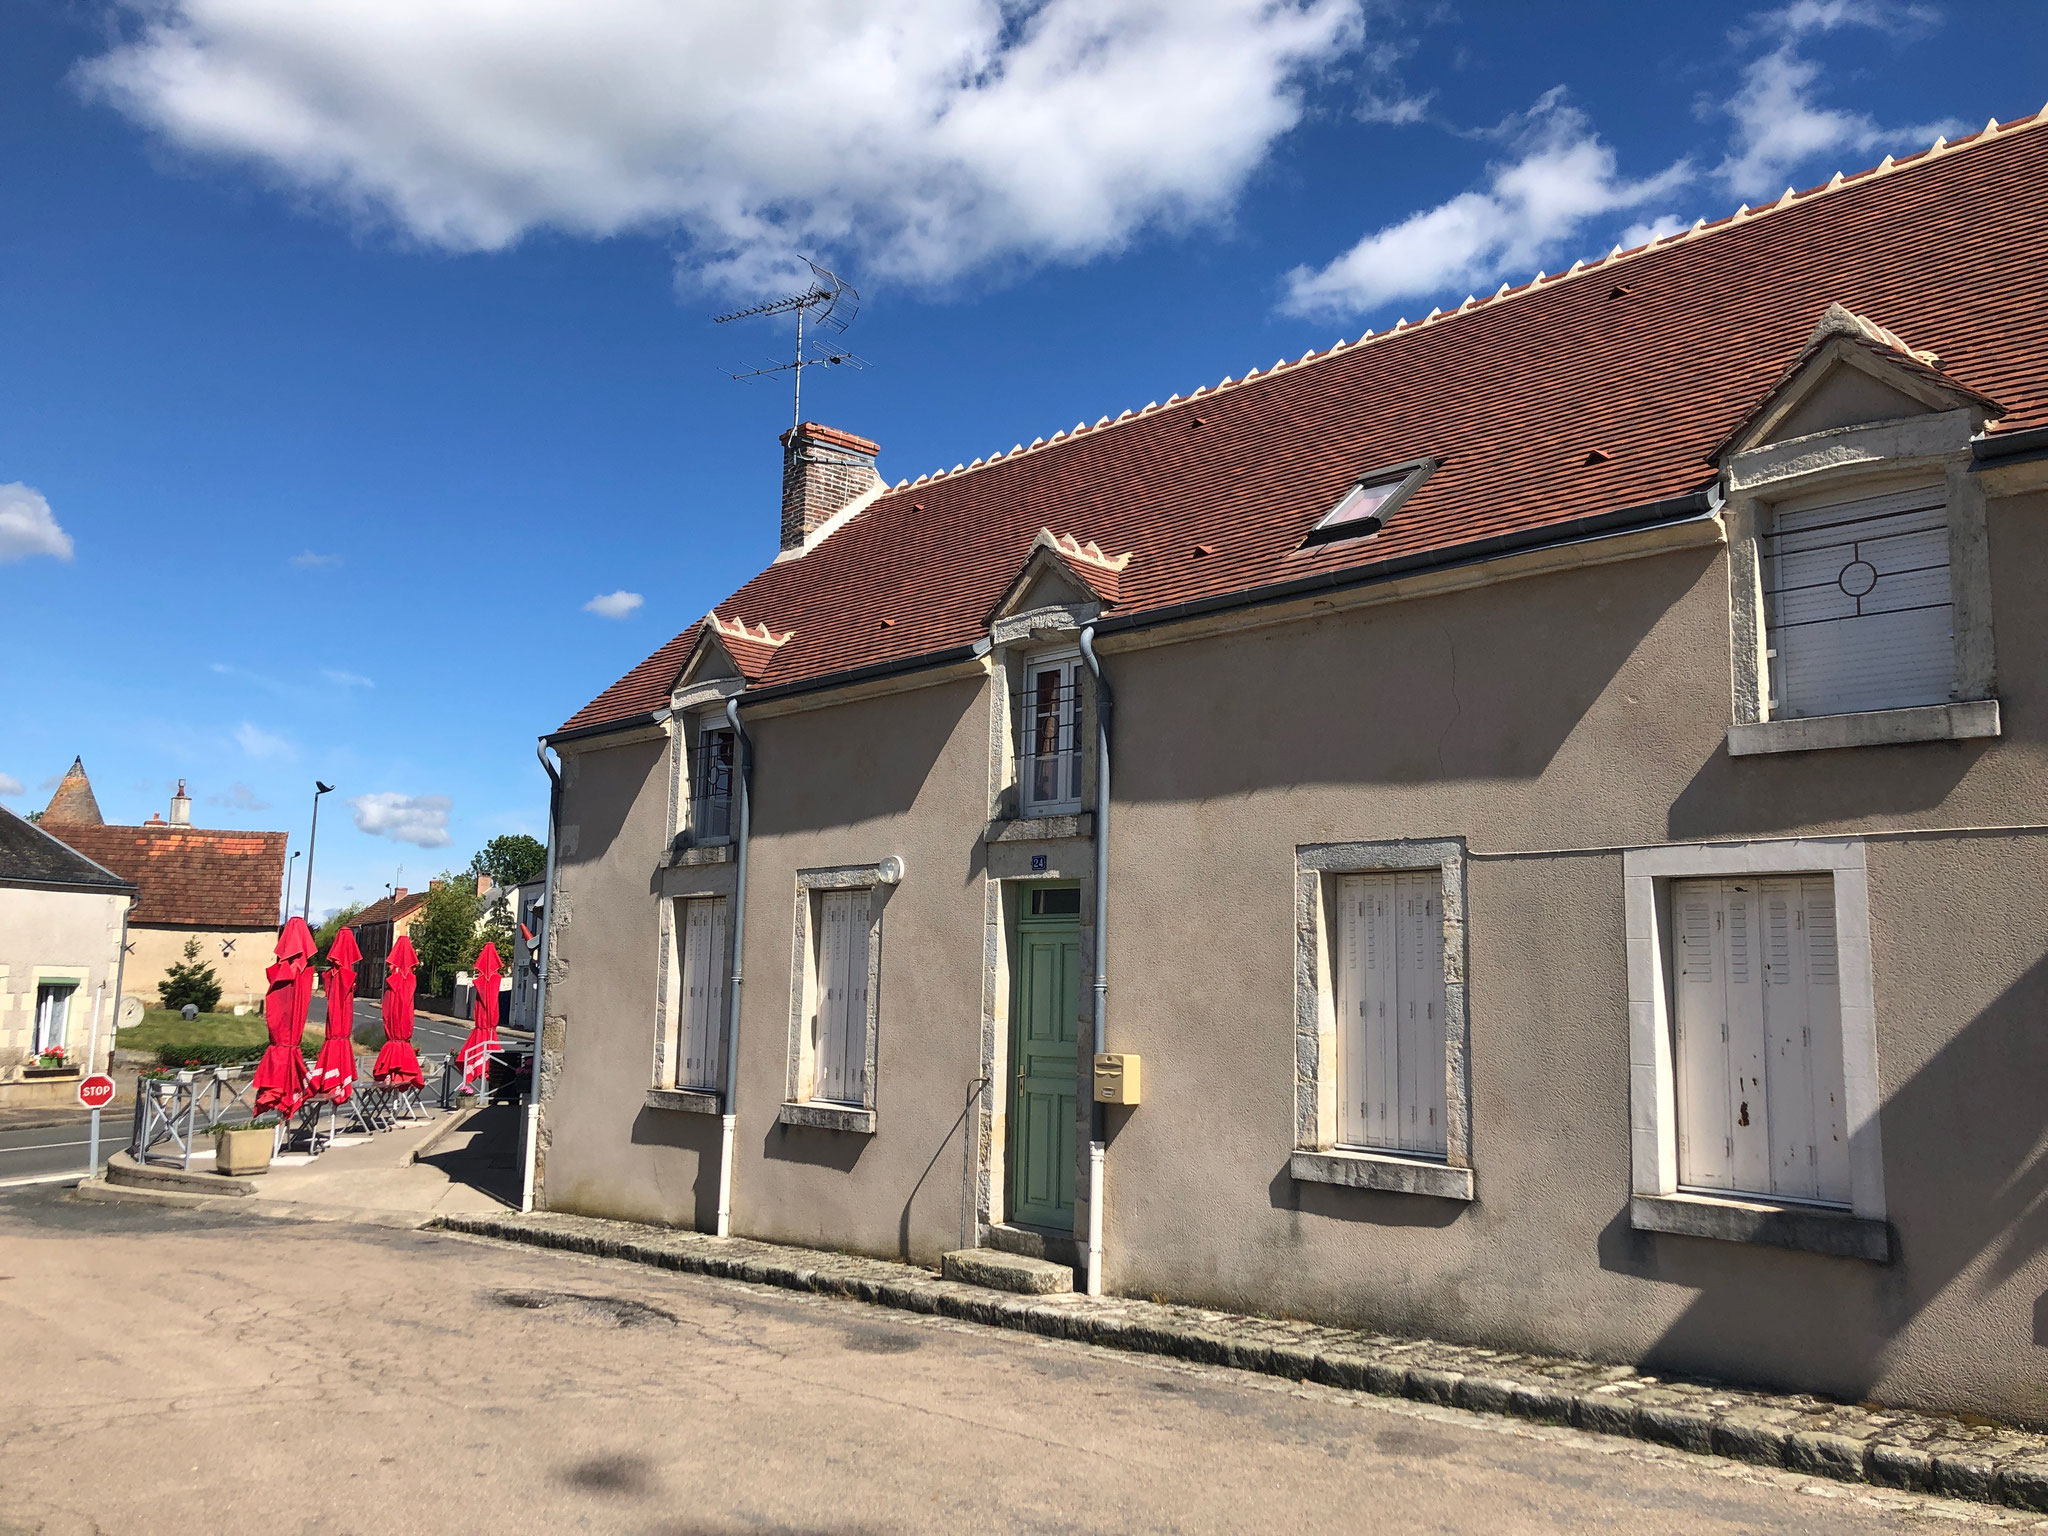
302 781 335 922
284 850 301 921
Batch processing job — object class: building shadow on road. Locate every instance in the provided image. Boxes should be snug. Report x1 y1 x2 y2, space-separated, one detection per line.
415 1102 524 1209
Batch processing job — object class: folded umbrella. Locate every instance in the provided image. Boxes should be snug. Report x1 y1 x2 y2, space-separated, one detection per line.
460 942 503 1088
312 925 360 1104
373 933 424 1088
252 916 317 1117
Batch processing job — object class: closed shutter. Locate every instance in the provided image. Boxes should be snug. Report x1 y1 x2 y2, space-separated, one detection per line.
678 898 727 1090
815 890 873 1105
1764 482 1953 718
1671 877 1848 1204
1335 870 1445 1157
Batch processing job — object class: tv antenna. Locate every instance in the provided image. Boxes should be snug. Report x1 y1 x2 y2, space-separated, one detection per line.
713 257 867 431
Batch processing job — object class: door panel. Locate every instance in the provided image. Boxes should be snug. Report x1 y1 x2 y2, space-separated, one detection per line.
1008 893 1081 1229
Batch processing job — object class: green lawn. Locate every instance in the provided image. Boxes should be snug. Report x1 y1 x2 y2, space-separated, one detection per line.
117 1009 386 1055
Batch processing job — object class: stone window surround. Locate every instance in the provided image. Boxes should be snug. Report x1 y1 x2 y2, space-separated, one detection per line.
983 603 1101 826
1623 837 1890 1262
779 863 891 1135
1292 838 1475 1203
648 866 738 1111
1722 410 1998 757
666 676 746 852
29 967 87 1057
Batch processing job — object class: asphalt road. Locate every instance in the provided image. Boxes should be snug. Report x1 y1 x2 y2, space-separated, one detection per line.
0 1188 2009 1535
310 994 529 1058
0 1121 113 1186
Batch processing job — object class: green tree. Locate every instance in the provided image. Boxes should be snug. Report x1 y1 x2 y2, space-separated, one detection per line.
158 937 224 1013
468 897 517 976
411 876 481 996
467 834 546 889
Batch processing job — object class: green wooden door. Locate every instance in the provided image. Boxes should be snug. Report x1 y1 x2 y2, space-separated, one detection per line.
1008 887 1081 1230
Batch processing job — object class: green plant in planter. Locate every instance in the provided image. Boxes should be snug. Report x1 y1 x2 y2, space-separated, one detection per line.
33 1048 67 1069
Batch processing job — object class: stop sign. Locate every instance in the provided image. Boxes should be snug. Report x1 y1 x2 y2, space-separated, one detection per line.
77 1074 117 1110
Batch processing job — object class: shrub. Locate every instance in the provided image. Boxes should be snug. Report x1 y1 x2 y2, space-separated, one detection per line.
157 938 224 1013
154 1043 269 1069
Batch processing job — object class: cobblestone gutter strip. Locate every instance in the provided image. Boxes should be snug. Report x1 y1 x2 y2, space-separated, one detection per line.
434 1211 2048 1512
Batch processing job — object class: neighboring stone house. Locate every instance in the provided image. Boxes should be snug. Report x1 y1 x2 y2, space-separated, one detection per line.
39 764 287 1013
534 116 2048 1425
349 886 429 995
0 805 134 1104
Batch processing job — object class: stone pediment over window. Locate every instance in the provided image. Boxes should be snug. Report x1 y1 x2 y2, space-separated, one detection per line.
673 612 792 699
987 529 1134 630
1713 304 2003 463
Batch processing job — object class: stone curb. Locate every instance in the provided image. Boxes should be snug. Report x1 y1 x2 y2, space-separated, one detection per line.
432 1210 2048 1514
106 1149 259 1197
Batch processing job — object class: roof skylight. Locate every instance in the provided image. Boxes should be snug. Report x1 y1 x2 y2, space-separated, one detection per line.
1303 458 1435 545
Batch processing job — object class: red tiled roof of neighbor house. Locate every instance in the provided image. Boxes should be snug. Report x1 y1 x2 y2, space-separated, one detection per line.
563 114 2048 735
50 824 288 929
350 889 429 928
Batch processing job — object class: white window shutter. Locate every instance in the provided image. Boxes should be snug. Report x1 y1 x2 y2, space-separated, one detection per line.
1334 869 1446 1157
1803 879 1852 1204
1765 483 1953 718
843 890 872 1101
1722 882 1771 1194
1673 881 1733 1191
817 891 850 1103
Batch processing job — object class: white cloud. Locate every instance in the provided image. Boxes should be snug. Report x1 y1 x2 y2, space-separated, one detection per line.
78 0 1364 291
234 721 296 761
322 669 374 688
1282 91 1687 318
0 483 74 564
1712 1 1960 199
349 791 453 848
206 780 272 811
584 590 644 619
0 773 23 798
290 550 343 568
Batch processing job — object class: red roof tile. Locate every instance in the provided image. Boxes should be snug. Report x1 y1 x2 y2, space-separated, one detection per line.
50 824 287 929
563 118 2048 734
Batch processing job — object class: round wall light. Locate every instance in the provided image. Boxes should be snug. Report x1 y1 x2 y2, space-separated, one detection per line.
876 855 906 886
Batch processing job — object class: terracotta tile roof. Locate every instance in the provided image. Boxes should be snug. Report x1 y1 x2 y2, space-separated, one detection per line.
562 115 2048 735
49 824 287 928
350 890 429 928
0 807 136 894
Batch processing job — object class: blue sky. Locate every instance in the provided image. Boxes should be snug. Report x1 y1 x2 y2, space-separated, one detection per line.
2 0 2040 918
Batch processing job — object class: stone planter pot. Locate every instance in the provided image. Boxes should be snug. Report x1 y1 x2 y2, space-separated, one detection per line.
215 1126 274 1177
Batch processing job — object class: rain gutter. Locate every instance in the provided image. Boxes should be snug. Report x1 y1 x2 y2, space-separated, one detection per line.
1077 624 1112 1297
715 695 755 1238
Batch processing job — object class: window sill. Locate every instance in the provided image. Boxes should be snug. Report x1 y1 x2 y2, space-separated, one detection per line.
1629 1193 1891 1263
1727 699 2000 757
777 1101 876 1135
644 1087 721 1115
985 812 1093 844
1290 1148 1474 1202
668 842 734 867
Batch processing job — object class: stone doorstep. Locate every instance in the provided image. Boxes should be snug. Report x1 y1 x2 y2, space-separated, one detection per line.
941 1248 1074 1295
429 1211 2048 1515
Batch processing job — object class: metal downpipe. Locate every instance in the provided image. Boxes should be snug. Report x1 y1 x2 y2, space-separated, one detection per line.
716 696 755 1239
1078 624 1111 1297
524 742 564 1214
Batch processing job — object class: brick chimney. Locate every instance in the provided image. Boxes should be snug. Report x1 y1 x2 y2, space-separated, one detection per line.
779 422 882 551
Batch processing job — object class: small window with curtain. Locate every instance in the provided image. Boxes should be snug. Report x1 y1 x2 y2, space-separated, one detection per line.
34 982 75 1054
1016 652 1083 816
691 719 736 843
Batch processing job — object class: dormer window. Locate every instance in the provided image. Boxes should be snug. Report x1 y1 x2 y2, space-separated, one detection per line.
1018 651 1082 816
691 719 736 843
1304 458 1435 546
1762 479 1953 719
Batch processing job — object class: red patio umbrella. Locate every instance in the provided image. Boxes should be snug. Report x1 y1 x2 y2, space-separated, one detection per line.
312 926 360 1103
459 942 503 1088
373 934 424 1088
252 916 317 1117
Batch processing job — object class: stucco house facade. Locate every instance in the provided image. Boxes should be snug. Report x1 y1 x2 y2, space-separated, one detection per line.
39 764 287 1013
0 806 134 1105
533 117 2048 1424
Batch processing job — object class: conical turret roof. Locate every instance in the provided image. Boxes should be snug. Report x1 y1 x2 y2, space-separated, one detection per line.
42 757 103 826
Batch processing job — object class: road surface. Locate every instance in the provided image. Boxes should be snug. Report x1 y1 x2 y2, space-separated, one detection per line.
0 1121 113 1186
0 1186 2007 1535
